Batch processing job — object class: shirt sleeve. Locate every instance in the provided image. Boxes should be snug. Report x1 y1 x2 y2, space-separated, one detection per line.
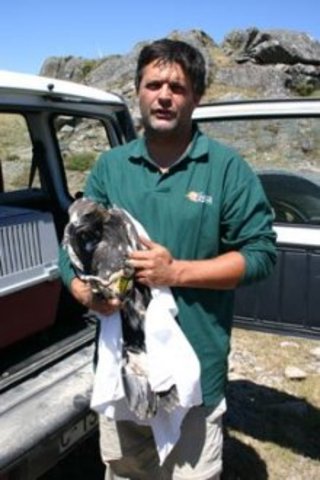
84 152 111 206
58 245 77 289
220 156 277 285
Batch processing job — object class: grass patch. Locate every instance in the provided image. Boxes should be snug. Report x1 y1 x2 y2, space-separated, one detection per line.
210 47 235 69
204 83 259 101
81 60 100 79
64 151 97 172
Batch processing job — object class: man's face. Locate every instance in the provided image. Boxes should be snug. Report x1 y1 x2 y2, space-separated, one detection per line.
137 60 200 136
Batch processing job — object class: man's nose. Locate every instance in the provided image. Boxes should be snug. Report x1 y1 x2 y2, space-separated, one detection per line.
158 84 172 103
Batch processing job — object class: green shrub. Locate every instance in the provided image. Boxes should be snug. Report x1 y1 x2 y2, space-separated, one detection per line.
65 151 97 172
295 82 316 96
6 153 20 162
81 60 99 79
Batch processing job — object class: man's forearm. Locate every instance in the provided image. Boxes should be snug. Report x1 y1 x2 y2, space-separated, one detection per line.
170 251 246 290
131 239 246 289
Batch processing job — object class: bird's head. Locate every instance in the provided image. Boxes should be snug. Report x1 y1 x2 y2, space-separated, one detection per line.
68 198 109 254
64 199 138 301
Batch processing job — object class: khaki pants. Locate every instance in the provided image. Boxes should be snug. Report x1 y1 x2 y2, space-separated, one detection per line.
99 402 225 480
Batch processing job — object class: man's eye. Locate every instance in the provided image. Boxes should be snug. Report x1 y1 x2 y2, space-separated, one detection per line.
170 84 185 94
146 82 161 90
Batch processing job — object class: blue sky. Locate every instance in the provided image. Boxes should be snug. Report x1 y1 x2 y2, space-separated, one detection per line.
2 0 320 74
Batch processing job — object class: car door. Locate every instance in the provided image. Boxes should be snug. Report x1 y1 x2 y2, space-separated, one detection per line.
0 83 136 237
192 99 320 338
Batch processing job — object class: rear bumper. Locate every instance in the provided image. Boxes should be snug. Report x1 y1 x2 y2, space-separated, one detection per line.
0 344 97 478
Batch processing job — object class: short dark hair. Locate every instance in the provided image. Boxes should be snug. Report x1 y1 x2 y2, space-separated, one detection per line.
135 38 206 98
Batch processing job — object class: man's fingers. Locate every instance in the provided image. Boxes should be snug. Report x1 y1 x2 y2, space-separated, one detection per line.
128 258 151 269
91 297 121 315
139 236 156 249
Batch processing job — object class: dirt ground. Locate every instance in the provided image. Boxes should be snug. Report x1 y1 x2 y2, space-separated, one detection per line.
41 327 320 480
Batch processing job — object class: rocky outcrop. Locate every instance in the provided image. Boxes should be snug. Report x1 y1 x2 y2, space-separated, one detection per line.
222 28 320 65
39 28 320 106
220 28 320 98
40 56 98 84
215 63 290 98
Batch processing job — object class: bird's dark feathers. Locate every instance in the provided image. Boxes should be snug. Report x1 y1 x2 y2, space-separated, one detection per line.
63 197 178 419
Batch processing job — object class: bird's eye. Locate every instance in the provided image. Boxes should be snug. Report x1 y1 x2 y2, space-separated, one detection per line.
83 212 93 221
80 232 89 242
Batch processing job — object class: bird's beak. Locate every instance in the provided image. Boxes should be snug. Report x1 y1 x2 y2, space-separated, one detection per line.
115 276 133 296
106 266 134 299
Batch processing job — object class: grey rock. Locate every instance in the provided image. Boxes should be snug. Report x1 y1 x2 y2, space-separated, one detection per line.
215 63 290 98
280 341 299 348
285 63 320 95
284 366 307 380
40 56 91 83
310 346 320 359
222 27 320 66
38 28 320 112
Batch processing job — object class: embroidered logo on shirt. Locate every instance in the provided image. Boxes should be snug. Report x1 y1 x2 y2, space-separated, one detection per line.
186 191 213 205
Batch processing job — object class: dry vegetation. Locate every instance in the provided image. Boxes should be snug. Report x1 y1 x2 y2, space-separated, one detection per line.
0 114 33 190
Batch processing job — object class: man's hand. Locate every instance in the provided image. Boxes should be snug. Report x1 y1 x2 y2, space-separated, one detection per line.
129 238 247 290
129 237 177 287
70 277 121 315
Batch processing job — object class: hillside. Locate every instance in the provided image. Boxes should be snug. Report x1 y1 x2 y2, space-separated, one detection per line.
40 28 320 119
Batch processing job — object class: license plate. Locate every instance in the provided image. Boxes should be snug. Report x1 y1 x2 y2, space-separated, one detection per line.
59 411 98 453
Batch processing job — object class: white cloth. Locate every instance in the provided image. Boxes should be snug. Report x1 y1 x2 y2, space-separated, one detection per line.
90 213 202 464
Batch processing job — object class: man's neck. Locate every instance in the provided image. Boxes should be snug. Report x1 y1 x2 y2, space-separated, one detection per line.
145 129 193 169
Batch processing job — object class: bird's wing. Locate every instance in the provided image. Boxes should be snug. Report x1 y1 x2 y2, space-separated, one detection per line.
62 223 85 273
110 208 141 252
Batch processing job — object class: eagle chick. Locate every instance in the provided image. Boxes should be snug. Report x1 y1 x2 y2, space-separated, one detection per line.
63 197 178 419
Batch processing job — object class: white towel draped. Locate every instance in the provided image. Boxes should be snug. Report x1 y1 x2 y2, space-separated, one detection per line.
90 213 202 463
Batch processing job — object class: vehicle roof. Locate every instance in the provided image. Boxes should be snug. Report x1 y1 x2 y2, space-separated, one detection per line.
0 70 124 105
193 98 320 119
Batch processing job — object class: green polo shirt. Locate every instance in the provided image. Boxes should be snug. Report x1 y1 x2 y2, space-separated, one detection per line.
59 128 276 407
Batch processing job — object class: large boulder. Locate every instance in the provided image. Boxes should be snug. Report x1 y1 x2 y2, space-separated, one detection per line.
214 63 289 99
223 27 320 65
39 56 98 83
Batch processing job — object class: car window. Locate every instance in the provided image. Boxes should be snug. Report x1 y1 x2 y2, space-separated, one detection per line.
197 116 320 226
0 113 36 192
53 115 111 198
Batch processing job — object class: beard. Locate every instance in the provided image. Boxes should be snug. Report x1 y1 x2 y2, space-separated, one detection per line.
140 110 189 139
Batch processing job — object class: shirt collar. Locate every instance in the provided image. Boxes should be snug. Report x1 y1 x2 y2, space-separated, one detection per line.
129 124 210 166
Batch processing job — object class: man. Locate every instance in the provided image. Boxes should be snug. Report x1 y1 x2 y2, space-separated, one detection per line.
59 39 276 479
